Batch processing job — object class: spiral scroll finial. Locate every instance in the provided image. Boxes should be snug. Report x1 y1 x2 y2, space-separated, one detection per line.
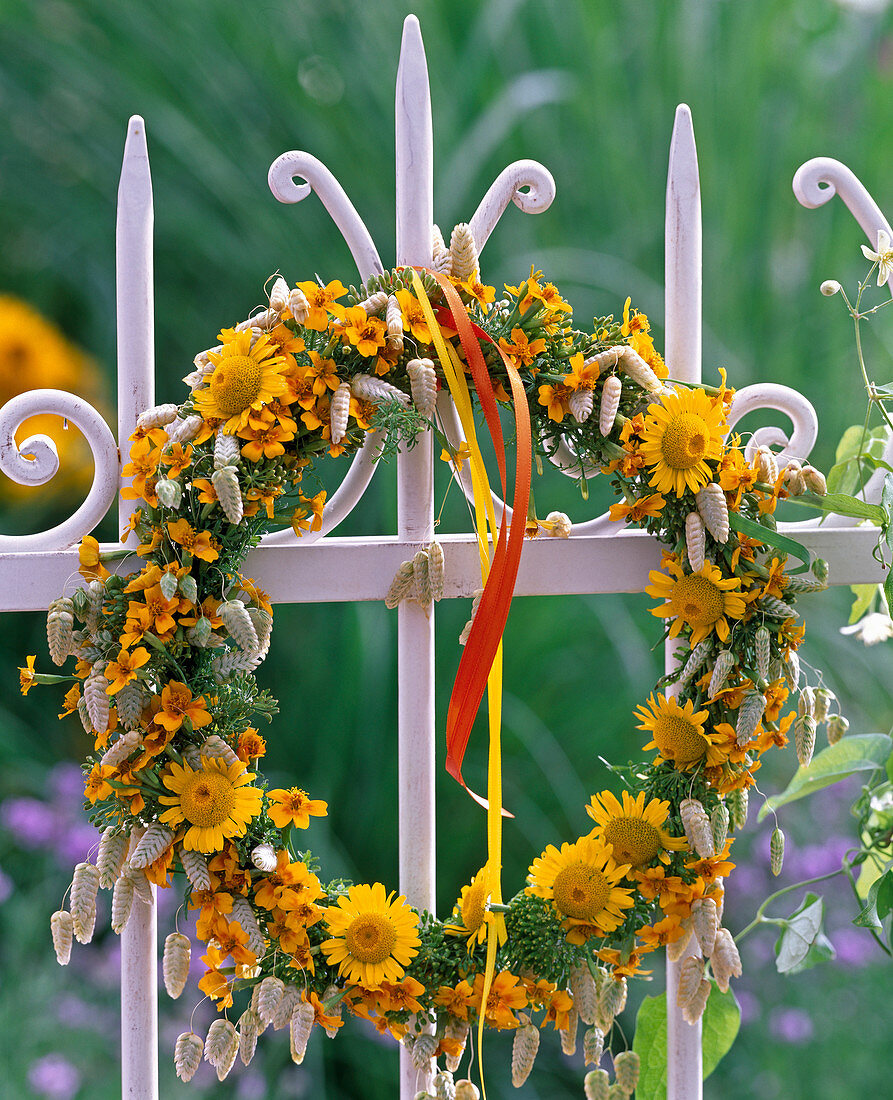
268 151 385 283
0 389 120 552
468 160 556 259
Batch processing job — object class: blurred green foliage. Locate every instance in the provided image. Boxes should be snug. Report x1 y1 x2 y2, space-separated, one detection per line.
1 0 892 1097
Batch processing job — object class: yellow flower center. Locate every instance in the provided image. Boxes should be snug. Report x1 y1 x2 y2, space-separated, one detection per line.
551 862 611 920
673 574 725 626
209 355 264 416
344 913 398 963
651 715 707 765
603 818 662 868
660 412 710 469
179 770 236 827
461 878 488 933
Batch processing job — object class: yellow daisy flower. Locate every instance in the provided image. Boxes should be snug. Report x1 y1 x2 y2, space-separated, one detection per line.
526 836 634 933
635 692 727 770
321 882 420 987
638 387 727 497
646 559 747 646
193 329 288 432
158 756 263 853
586 789 688 868
444 866 491 949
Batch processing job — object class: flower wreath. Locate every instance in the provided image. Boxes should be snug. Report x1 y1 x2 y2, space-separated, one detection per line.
22 228 840 1096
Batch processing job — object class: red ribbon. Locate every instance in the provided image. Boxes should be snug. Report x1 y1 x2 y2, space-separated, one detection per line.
427 272 533 802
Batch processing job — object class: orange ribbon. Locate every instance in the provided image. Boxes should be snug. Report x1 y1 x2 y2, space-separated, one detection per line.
427 272 532 800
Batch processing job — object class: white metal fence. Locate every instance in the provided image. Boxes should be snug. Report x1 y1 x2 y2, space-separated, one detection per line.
1 13 891 1100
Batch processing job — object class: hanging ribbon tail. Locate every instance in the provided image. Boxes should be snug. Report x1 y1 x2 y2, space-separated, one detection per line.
426 271 533 802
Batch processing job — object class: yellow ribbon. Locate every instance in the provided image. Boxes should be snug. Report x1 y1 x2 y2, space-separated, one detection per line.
411 272 506 1096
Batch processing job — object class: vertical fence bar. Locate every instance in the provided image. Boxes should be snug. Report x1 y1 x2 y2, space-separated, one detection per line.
117 116 155 543
664 103 704 1100
395 16 436 1100
116 115 159 1100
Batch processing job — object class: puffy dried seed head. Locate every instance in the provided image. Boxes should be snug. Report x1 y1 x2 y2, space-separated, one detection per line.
411 1033 438 1072
238 1008 261 1066
599 375 622 435
755 445 779 484
70 862 100 944
128 822 174 869
695 482 730 543
412 548 432 609
257 975 286 1025
676 954 705 1008
559 1006 579 1055
755 625 771 681
251 843 277 872
511 1023 540 1087
798 686 815 718
827 714 849 745
770 826 785 876
813 688 834 723
569 387 594 423
618 345 662 392
428 540 445 600
163 932 191 998
454 1083 480 1100
51 910 74 965
269 276 290 313
684 511 706 572
584 1069 611 1100
727 786 748 830
691 897 718 957
801 464 827 496
433 1070 456 1100
111 870 135 933
711 927 742 992
711 800 730 853
204 1019 237 1068
666 919 693 962
289 1001 316 1064
613 1051 640 1093
180 848 211 891
449 223 479 280
680 798 715 857
385 559 415 609
569 963 599 1025
736 691 766 746
97 827 130 888
583 1026 605 1067
795 715 817 766
682 978 712 1025
708 649 736 697
545 510 572 538
329 381 352 444
407 358 438 418
680 638 713 684
174 1032 204 1082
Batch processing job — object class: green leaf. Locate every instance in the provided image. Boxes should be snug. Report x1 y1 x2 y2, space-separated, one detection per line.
854 867 893 929
758 734 893 820
784 931 836 973
632 994 667 1100
820 492 887 525
631 987 741 1098
849 583 879 624
701 986 741 1078
728 512 812 573
774 893 827 973
828 425 889 496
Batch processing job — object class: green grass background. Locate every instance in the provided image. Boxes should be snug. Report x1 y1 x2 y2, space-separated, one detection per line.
1 0 892 1096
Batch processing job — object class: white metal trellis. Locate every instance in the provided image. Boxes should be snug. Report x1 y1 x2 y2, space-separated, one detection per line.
2 14 892 1100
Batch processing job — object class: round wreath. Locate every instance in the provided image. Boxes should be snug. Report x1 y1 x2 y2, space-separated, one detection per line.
22 230 839 1096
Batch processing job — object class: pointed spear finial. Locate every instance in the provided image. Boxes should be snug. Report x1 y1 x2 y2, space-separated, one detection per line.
395 15 433 267
664 104 701 385
116 114 155 536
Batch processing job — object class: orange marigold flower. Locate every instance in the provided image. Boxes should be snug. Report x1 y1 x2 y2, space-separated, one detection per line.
78 535 110 581
84 762 114 804
291 489 326 537
394 288 434 344
267 787 328 829
237 727 267 761
341 306 388 357
19 655 37 695
499 327 546 368
537 382 571 423
166 518 219 562
306 350 340 395
238 421 295 462
472 970 527 1030
156 680 213 732
608 493 666 523
105 646 150 695
295 279 347 330
159 442 193 477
